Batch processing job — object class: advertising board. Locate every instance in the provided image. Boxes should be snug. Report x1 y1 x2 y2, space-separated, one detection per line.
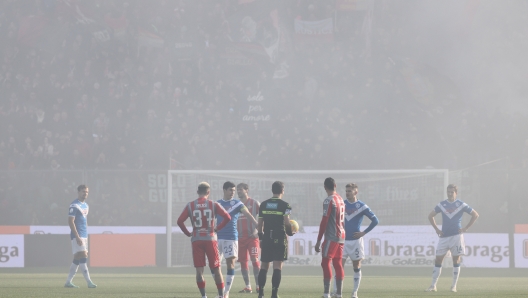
0 235 24 268
514 224 528 268
288 227 509 268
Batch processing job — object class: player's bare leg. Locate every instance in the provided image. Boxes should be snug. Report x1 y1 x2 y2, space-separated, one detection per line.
451 255 461 292
212 266 225 298
426 255 444 292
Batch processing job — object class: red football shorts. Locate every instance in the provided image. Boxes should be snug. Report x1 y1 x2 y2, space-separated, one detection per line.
321 240 344 259
192 240 220 268
237 237 260 263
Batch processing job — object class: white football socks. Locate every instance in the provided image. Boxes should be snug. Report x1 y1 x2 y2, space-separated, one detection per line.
431 266 442 287
225 273 235 293
353 269 362 293
452 266 460 288
80 262 92 282
66 262 78 283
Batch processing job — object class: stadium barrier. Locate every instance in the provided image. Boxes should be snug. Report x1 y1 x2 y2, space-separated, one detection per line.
25 234 71 267
0 235 24 267
288 226 509 268
0 225 518 268
90 234 156 267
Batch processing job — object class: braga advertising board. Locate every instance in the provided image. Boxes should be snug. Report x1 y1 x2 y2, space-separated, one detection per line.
288 226 509 268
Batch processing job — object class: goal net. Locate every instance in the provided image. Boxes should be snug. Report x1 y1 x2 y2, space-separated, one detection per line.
166 170 448 267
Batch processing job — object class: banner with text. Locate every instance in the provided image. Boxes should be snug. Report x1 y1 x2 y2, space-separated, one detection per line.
287 230 509 268
0 235 24 268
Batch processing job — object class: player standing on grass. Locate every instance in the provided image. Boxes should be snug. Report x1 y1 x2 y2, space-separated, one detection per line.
177 182 232 298
215 181 258 298
257 181 295 298
331 183 379 298
236 183 261 294
425 184 479 293
315 177 346 298
64 185 97 289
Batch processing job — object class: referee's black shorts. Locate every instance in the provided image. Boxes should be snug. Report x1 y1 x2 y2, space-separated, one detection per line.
260 238 288 262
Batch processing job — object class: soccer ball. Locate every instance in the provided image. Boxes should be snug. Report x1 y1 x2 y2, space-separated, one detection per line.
289 219 299 233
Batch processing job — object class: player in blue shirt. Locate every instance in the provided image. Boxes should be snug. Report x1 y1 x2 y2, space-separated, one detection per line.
64 185 97 289
215 181 258 298
425 184 479 293
331 183 378 298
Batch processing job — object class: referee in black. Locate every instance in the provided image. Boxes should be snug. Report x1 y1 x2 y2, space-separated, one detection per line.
257 181 296 298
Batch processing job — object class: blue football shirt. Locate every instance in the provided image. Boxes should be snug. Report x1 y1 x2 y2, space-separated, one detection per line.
216 199 246 240
344 199 377 240
434 199 473 237
68 199 89 239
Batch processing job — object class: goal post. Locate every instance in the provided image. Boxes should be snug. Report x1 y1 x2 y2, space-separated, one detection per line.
166 169 448 267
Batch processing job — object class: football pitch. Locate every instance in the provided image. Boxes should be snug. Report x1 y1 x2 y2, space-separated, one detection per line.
1 266 527 297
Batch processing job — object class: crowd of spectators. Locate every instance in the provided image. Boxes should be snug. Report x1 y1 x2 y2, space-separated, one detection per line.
1 0 527 172
1 0 527 225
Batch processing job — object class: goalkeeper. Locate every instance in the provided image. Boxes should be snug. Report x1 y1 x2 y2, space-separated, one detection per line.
256 181 295 298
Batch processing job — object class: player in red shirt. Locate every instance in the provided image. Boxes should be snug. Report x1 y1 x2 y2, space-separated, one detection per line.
236 183 261 293
177 182 232 298
315 177 346 298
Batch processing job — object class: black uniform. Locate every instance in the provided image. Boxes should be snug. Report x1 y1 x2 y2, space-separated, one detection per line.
258 197 292 262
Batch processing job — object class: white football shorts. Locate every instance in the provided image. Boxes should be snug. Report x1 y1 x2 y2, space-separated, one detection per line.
218 239 238 260
436 234 465 256
71 237 88 254
342 238 365 261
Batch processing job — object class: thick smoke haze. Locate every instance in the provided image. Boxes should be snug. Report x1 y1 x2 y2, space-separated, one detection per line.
0 0 527 231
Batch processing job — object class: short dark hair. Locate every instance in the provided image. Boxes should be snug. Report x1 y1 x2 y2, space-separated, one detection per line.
447 184 458 193
197 182 210 195
346 183 358 189
237 183 249 190
272 181 284 195
77 185 88 192
324 177 336 190
223 181 236 190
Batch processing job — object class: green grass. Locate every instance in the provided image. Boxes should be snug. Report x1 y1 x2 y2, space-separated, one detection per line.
0 267 527 297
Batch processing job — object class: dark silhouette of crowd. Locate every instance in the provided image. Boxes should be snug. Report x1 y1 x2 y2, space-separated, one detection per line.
1 0 527 172
1 0 527 226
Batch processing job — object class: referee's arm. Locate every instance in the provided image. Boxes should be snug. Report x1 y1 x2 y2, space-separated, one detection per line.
284 215 294 236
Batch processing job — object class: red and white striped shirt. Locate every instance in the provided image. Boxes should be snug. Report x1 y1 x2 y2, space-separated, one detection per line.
317 193 346 243
237 197 260 239
177 197 231 242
